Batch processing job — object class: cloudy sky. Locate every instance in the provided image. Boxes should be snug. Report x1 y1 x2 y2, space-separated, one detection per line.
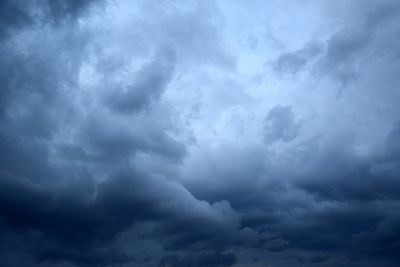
1 0 400 266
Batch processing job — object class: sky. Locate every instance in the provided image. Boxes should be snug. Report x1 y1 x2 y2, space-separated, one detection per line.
1 0 400 266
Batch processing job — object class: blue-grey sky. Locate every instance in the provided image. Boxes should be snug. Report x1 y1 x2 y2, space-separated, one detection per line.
1 1 400 266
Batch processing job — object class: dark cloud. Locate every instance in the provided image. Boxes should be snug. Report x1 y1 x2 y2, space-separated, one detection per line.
1 0 400 267
77 114 187 164
0 0 33 39
45 0 103 22
107 49 176 113
265 238 290 252
264 105 301 144
159 252 236 267
0 0 102 39
319 1 400 89
0 164 241 265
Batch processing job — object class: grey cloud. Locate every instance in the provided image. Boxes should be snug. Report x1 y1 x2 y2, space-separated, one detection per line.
159 252 236 267
272 0 400 89
0 0 33 39
264 105 301 144
315 0 400 89
273 41 323 76
183 1 400 265
265 238 290 252
36 247 136 267
77 114 187 164
351 213 400 262
0 1 197 265
295 122 400 202
184 121 400 266
0 0 102 39
274 53 307 76
45 0 104 22
325 29 368 67
107 49 176 113
318 28 368 87
2 1 400 267
0 165 241 265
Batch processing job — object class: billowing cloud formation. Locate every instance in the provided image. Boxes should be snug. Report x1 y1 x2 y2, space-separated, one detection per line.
1 1 400 267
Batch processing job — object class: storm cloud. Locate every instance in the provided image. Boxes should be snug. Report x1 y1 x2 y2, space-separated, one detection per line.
1 1 400 267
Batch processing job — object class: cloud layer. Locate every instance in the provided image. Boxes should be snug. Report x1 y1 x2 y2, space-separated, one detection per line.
1 1 400 266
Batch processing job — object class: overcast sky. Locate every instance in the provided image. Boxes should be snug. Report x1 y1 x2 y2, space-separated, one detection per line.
1 0 400 266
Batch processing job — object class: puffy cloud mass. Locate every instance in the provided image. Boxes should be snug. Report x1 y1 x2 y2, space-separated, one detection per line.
1 0 400 267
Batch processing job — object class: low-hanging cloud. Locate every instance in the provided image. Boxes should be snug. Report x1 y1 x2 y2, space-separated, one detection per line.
1 1 400 267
